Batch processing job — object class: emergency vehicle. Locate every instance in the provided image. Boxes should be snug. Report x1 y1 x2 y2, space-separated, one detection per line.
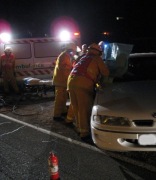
0 31 81 86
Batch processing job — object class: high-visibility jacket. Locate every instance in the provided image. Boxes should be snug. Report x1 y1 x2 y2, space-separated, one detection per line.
67 52 109 137
0 53 15 80
52 51 73 87
67 53 109 91
72 53 86 67
71 55 95 83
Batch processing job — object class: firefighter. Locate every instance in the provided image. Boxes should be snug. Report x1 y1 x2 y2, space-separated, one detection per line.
67 43 109 142
0 47 20 95
98 41 105 60
79 44 88 56
73 44 88 67
52 42 77 121
65 44 88 126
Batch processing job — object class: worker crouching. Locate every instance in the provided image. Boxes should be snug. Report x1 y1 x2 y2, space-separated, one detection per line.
67 43 109 142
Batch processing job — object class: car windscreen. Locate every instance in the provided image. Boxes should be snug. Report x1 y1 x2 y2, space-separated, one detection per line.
114 56 156 81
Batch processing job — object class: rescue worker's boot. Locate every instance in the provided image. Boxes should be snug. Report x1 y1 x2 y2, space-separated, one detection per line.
53 116 64 121
64 121 75 128
61 112 67 117
80 134 94 145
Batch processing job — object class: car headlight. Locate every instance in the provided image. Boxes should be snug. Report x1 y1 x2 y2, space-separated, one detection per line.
93 115 131 126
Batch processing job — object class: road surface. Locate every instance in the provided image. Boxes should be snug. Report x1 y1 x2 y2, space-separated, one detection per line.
0 115 156 180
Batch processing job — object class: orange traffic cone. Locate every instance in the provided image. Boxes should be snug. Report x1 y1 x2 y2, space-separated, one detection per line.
48 152 60 180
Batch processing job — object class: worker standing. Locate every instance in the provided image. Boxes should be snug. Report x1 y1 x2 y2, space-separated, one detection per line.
52 42 77 121
67 43 109 142
73 44 88 66
65 44 88 125
79 44 88 56
98 41 105 60
0 47 19 95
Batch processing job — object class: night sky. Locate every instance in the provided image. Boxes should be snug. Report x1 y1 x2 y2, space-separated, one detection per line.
0 0 156 47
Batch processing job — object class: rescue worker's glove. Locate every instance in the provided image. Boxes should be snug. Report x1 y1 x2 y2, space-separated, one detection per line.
95 76 113 91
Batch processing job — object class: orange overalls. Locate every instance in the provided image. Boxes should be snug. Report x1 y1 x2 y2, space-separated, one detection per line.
67 53 109 137
0 53 19 94
52 51 73 118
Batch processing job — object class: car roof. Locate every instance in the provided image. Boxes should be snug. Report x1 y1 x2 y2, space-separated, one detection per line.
129 52 156 58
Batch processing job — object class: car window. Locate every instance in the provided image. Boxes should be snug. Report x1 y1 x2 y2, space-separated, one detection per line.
114 55 156 82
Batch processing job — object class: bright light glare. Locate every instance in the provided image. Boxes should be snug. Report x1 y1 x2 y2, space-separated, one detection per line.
0 32 11 42
59 30 71 41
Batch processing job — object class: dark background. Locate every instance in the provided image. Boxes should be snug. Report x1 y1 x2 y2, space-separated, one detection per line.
0 0 156 52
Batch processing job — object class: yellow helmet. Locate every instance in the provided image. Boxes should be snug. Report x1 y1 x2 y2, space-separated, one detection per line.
98 41 104 51
88 43 102 52
98 41 104 46
4 46 12 53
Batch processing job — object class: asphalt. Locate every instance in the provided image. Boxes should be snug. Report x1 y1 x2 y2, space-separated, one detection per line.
1 91 156 172
1 115 156 180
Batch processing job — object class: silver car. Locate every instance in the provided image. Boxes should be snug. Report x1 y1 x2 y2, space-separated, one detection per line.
91 53 156 151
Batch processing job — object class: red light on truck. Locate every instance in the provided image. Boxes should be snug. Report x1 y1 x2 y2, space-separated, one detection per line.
74 32 80 36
